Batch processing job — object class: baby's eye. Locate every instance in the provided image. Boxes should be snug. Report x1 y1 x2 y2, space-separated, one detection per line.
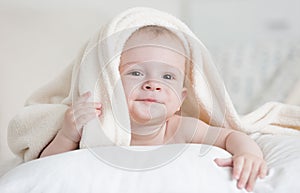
129 71 143 76
162 74 174 80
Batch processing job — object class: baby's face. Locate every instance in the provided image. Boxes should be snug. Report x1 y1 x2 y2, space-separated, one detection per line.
119 32 187 125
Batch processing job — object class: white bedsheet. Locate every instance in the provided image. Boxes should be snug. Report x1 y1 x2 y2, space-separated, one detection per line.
0 134 300 193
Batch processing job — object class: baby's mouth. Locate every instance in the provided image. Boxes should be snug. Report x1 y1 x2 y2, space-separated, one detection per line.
135 98 163 104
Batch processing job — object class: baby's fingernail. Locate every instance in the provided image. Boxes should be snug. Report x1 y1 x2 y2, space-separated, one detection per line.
246 186 252 192
234 174 239 180
238 183 244 189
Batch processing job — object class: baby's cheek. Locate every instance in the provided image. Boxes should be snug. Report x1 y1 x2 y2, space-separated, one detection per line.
165 91 182 108
122 82 136 97
123 79 143 95
167 85 184 100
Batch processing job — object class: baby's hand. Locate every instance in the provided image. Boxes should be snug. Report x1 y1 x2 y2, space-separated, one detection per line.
60 91 102 143
214 153 268 192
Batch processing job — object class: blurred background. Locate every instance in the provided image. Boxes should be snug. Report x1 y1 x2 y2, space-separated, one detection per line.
1 0 299 165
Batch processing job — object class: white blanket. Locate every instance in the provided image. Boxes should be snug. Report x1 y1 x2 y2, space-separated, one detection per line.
7 7 300 162
1 138 300 193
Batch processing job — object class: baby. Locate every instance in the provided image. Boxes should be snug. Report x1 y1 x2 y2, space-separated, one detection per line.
40 25 267 192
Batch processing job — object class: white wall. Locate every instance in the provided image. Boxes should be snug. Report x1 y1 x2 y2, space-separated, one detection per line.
186 0 300 44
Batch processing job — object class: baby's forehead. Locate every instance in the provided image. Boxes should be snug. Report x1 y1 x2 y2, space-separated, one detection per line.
123 28 186 55
120 45 186 73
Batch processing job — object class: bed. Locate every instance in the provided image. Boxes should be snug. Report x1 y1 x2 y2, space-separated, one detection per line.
1 133 300 192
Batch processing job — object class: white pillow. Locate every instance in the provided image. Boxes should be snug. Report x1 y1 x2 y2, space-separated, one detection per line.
0 144 246 193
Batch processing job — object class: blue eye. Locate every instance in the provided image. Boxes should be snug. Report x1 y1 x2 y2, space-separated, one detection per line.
162 74 174 80
129 71 143 76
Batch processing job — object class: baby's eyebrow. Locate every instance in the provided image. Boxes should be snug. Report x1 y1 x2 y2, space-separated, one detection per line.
119 60 159 71
165 67 184 77
120 61 141 67
119 61 141 72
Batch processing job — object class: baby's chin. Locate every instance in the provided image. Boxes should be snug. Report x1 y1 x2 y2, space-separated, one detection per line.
129 101 167 125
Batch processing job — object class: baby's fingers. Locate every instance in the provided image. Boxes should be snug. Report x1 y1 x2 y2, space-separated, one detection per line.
76 91 91 104
237 160 252 190
74 107 102 120
73 102 102 112
245 163 260 192
232 156 244 180
214 158 233 167
76 111 102 129
259 161 268 178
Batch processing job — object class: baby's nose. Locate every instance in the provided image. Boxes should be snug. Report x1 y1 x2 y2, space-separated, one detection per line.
142 81 161 91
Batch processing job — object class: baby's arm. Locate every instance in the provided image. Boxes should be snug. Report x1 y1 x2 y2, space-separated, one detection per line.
184 119 267 192
40 92 102 158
